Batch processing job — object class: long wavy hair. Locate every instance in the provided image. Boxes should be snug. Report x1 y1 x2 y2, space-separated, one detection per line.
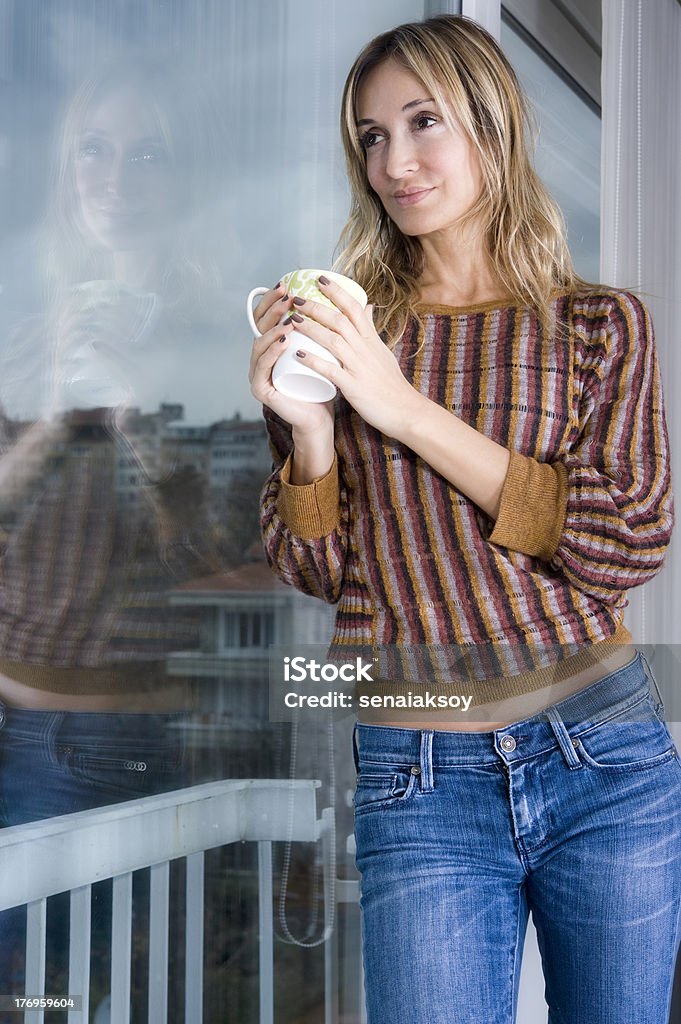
335 15 602 342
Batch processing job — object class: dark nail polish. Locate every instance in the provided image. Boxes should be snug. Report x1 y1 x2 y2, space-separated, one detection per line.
291 313 304 323
280 293 289 302
292 296 306 306
273 282 281 289
318 275 330 285
296 350 306 359
283 316 293 325
278 334 287 343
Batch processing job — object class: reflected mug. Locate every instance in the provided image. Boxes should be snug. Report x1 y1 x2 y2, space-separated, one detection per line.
59 280 161 409
246 269 368 403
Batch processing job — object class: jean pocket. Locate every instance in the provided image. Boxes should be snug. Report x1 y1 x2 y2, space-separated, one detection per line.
353 766 418 814
59 742 185 799
574 698 679 771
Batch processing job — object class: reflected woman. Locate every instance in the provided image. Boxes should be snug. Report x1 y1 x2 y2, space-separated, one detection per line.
0 70 239 1007
0 65 230 824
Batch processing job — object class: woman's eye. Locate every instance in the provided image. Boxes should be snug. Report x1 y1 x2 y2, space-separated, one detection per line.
414 114 438 131
128 148 169 166
77 140 104 159
359 131 383 151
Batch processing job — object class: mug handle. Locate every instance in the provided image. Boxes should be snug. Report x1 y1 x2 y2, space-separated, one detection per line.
246 287 269 337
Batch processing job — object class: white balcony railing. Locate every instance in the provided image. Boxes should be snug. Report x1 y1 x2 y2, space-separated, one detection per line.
0 779 355 1024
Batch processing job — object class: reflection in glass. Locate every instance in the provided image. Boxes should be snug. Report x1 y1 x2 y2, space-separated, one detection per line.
0 3 427 1019
0 62 268 1019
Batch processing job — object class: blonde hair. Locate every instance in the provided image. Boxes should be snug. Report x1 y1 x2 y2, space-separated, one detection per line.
335 15 601 342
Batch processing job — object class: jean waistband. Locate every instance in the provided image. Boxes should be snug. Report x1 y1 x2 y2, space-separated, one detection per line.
0 704 184 744
353 650 660 771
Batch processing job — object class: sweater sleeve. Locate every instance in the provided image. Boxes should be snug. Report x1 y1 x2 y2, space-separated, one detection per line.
487 292 674 604
259 406 349 603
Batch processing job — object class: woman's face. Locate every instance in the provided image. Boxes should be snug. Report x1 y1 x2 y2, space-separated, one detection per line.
73 87 180 252
355 59 483 241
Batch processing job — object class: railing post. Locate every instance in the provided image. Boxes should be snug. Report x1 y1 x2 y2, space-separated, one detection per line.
185 852 205 1023
25 900 47 1024
320 807 337 1024
110 873 133 1024
258 840 274 1024
149 861 170 1024
68 886 92 1024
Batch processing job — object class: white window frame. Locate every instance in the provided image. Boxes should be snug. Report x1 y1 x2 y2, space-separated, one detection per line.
502 0 601 106
425 0 501 39
425 1 600 106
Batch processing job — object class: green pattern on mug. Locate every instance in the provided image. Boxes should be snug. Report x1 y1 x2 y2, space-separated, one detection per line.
281 269 366 309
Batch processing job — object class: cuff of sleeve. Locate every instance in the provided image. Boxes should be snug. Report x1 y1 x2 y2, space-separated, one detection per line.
487 451 569 560
277 452 342 539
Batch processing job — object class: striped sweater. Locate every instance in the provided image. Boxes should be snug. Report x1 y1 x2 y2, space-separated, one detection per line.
260 291 674 705
0 413 203 694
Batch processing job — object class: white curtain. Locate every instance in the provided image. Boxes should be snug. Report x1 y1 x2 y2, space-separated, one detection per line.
601 0 681 717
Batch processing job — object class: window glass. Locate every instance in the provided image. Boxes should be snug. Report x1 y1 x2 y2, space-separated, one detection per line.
0 6 604 1020
501 18 602 281
0 3 423 1021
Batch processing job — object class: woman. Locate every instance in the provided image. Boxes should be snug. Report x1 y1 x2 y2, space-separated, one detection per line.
0 65 218 818
0 64 230 1006
250 15 681 1024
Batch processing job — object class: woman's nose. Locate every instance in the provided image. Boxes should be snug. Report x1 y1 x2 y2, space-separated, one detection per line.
384 136 419 180
103 155 132 197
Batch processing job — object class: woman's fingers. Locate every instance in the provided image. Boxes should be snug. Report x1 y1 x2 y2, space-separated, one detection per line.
287 312 349 364
252 284 292 335
288 298 348 336
316 277 369 335
248 321 294 391
292 348 342 386
287 295 373 353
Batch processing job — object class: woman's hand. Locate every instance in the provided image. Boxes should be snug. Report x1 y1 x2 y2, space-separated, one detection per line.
248 283 336 438
283 276 423 439
53 287 155 413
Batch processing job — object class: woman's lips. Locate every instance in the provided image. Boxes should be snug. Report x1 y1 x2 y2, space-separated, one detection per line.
393 188 435 206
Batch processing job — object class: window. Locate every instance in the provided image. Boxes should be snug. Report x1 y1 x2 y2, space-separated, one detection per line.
220 609 276 651
501 6 601 280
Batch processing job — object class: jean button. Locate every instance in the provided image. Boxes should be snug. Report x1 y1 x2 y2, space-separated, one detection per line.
500 735 516 753
410 765 421 775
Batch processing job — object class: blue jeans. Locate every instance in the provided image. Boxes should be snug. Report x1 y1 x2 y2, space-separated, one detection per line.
352 652 681 1024
0 704 187 1007
0 705 186 826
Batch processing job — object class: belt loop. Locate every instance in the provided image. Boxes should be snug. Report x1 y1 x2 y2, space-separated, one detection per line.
352 722 360 774
638 650 664 714
46 711 66 769
545 707 582 770
419 731 434 792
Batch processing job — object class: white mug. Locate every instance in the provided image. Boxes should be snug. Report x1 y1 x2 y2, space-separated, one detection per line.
247 269 368 403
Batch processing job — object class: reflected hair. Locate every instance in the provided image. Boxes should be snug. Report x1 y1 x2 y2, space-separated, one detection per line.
335 15 603 342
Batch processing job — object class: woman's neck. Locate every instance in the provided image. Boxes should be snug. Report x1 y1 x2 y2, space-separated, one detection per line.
113 250 162 291
417 228 512 308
